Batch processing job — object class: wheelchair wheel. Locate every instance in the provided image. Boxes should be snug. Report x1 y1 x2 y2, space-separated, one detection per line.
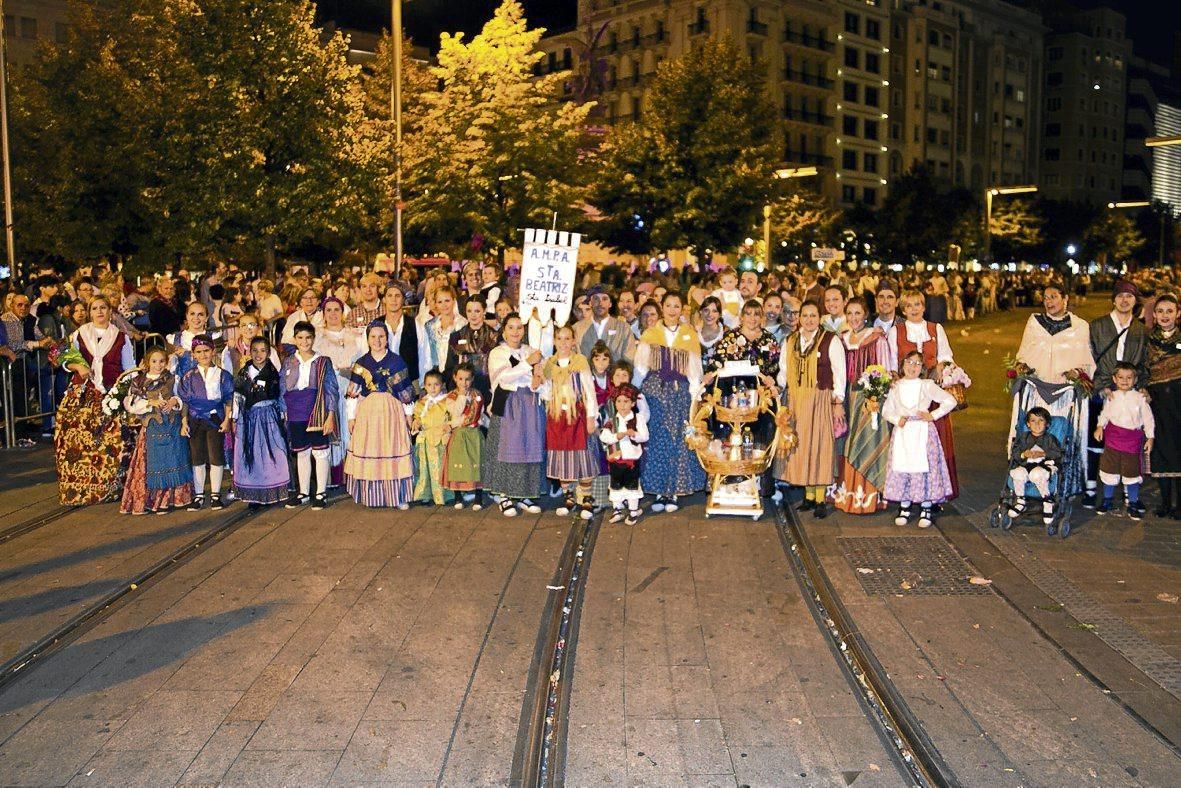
1046 522 1058 536
1060 519 1071 538
989 507 1002 529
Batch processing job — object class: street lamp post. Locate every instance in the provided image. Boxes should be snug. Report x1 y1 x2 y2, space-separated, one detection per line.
391 0 404 278
1108 200 1171 268
0 5 16 281
764 166 819 266
983 185 1037 263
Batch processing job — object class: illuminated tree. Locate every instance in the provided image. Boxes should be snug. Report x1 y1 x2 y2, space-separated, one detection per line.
1084 211 1145 264
402 0 594 262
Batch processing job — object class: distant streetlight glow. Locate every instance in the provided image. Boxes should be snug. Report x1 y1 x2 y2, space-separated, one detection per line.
1107 201 1150 209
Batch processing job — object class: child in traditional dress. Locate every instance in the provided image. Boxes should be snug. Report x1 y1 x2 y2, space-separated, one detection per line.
412 370 452 505
710 266 744 330
1094 362 1155 520
120 348 192 515
442 363 486 510
542 325 600 520
599 383 649 525
882 351 959 528
1007 406 1063 526
281 321 339 510
589 342 613 511
232 336 290 508
178 334 234 511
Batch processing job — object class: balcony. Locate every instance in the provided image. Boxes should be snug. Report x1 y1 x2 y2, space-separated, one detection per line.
688 19 710 36
782 151 833 167
783 69 834 89
783 29 835 52
783 107 834 126
747 20 768 36
643 30 668 45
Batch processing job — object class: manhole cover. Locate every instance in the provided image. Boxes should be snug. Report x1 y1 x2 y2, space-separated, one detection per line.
838 536 994 597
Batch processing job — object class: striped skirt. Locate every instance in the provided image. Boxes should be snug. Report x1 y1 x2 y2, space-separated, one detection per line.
345 392 414 507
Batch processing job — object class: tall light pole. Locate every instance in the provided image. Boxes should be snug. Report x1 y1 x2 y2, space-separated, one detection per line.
764 166 818 266
983 185 1037 262
391 0 404 278
0 5 16 281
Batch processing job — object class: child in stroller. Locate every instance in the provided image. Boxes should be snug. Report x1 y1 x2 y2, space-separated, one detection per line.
1007 406 1063 527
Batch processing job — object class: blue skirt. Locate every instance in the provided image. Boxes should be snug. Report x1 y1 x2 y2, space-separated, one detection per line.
234 402 291 504
640 376 705 497
144 412 192 491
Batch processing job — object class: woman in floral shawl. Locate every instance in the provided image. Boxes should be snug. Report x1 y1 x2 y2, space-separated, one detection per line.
55 295 136 506
634 292 706 512
833 299 891 514
541 325 601 519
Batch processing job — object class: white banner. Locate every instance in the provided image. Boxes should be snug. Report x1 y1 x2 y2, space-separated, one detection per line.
519 228 581 330
810 247 846 262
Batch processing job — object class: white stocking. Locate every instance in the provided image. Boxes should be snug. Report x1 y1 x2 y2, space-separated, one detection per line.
209 465 224 496
313 448 330 495
192 465 207 497
297 452 313 497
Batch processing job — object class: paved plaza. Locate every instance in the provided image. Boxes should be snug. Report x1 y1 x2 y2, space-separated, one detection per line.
0 302 1179 786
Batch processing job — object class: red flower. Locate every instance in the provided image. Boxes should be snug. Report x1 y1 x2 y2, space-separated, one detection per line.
1006 369 1017 379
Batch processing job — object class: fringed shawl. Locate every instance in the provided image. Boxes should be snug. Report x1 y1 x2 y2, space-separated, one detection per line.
543 353 592 424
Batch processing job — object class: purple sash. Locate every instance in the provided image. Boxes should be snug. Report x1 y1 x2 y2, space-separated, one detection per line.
284 388 316 422
1104 423 1144 455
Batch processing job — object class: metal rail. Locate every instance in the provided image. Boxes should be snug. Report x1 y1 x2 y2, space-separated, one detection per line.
0 497 297 693
0 503 75 547
511 512 601 787
773 499 960 788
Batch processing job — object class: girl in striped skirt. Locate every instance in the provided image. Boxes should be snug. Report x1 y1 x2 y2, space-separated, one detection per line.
542 325 600 520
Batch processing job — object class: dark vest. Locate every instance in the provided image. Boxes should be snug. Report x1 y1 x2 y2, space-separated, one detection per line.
816 332 836 391
79 330 127 390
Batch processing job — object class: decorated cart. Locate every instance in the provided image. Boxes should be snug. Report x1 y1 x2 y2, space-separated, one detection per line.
684 362 796 520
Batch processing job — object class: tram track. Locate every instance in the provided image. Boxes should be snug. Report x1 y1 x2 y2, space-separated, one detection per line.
0 503 78 548
0 495 327 695
511 510 602 788
773 499 958 787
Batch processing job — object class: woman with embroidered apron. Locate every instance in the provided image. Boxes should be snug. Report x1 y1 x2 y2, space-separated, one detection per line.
833 298 891 514
634 292 705 513
896 290 960 500
314 296 365 487
1146 294 1181 518
344 321 416 509
776 302 846 519
232 336 290 507
483 314 547 518
56 295 136 506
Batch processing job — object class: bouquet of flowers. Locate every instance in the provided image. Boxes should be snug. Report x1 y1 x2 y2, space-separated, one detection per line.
1064 368 1094 398
940 363 972 410
101 370 136 418
855 364 892 430
1002 354 1034 396
47 339 85 373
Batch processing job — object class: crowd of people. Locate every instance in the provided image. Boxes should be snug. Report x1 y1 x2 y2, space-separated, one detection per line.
1 256 1177 526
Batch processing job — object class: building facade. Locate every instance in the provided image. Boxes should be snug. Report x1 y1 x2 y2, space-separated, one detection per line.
1039 6 1129 203
543 0 1046 210
2 0 70 70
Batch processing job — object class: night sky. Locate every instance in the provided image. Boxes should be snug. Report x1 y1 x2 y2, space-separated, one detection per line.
314 0 1174 68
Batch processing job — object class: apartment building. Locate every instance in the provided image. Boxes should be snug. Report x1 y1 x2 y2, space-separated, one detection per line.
2 0 70 70
1039 6 1129 203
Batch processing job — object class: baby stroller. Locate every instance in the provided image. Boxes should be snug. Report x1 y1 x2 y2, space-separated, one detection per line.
989 378 1088 538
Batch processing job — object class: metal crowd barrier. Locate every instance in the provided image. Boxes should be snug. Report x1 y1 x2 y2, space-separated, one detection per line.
0 350 66 449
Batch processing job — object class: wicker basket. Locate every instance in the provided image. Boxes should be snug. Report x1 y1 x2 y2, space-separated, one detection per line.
713 402 762 424
698 446 772 476
945 383 968 411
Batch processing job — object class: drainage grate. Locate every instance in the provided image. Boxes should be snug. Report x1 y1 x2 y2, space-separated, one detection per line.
839 536 994 597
